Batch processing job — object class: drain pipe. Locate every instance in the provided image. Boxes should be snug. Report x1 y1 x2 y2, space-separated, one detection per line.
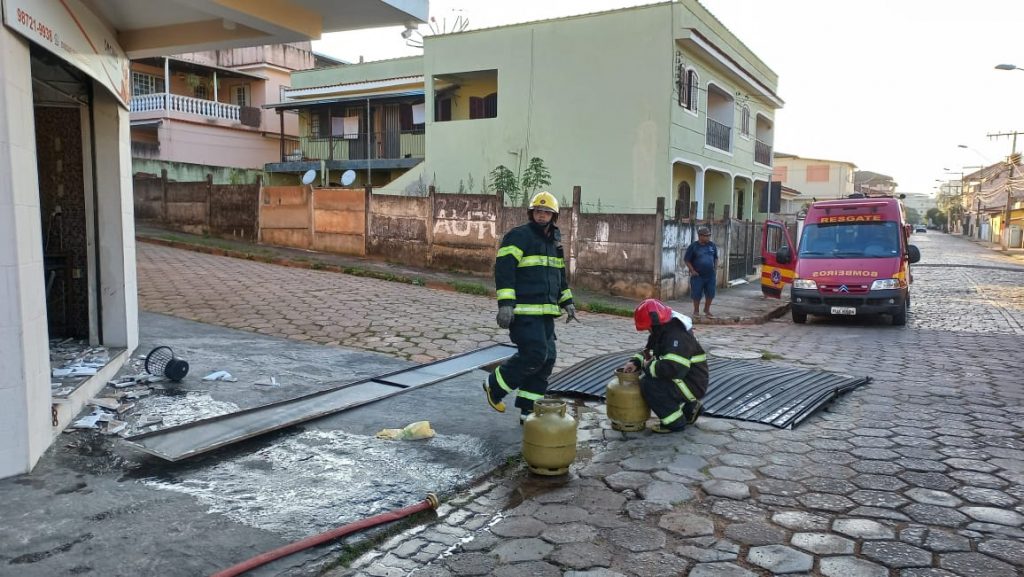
210 493 439 577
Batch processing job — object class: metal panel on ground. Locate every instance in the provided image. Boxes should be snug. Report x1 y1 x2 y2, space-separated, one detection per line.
546 351 870 429
124 344 517 461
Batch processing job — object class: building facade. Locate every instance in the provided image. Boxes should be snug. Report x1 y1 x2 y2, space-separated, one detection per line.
267 1 782 221
130 43 340 183
772 153 857 205
0 0 426 480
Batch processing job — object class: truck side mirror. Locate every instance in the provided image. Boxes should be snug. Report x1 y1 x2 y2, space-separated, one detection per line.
907 245 921 264
777 246 792 264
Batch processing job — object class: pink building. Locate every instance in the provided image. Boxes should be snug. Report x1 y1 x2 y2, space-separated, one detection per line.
130 43 344 179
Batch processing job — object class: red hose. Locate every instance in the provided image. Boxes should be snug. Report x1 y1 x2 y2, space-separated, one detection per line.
210 493 439 577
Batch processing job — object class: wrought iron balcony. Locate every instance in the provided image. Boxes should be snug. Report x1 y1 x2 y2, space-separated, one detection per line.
755 139 772 166
706 118 732 152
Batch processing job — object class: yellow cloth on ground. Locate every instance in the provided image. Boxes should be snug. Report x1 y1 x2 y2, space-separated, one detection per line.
375 420 435 440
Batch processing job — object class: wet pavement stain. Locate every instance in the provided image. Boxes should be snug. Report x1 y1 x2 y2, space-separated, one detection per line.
140 429 490 540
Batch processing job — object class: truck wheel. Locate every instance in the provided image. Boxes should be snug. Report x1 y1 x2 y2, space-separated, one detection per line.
892 303 908 326
792 308 807 324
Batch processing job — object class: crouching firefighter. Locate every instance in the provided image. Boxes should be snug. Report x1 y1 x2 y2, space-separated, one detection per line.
484 191 578 423
621 299 708 433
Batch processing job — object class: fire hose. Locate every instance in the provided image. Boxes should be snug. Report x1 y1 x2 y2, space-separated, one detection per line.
210 493 440 577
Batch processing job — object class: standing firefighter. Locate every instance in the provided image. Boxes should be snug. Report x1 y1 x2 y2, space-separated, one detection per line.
484 191 578 422
621 299 708 433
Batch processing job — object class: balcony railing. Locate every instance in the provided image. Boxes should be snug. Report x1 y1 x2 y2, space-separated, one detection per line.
292 131 426 162
706 118 732 152
755 139 772 166
130 92 242 123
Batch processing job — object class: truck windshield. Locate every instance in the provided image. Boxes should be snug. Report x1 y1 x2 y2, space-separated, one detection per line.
799 222 900 259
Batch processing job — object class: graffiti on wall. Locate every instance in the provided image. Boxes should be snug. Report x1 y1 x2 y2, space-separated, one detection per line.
433 196 497 240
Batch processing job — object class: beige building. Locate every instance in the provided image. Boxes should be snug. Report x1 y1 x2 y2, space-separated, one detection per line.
268 1 783 221
772 153 857 205
0 0 426 480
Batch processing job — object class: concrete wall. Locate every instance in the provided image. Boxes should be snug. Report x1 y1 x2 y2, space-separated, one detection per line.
146 119 281 168
134 175 261 241
0 28 50 479
132 158 263 184
256 186 745 300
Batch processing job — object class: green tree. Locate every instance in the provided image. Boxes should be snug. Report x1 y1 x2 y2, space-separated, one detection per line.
490 165 520 205
926 207 947 228
520 157 552 205
905 207 921 225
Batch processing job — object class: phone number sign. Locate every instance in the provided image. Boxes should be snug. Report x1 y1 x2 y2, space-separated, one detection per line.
2 0 130 108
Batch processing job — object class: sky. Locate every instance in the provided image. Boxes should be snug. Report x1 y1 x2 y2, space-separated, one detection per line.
314 1 1024 196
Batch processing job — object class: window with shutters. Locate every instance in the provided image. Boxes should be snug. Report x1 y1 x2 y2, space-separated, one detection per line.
400 101 426 132
686 70 699 112
433 69 497 122
806 164 830 182
233 85 250 107
740 105 751 137
772 166 788 182
436 97 452 121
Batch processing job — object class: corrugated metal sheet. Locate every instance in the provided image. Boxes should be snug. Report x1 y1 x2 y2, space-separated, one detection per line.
124 344 517 461
547 352 870 429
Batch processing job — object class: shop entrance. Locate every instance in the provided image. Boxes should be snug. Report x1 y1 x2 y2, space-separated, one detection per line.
30 46 115 400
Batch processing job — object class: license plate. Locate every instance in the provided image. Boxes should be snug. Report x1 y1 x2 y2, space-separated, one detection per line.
830 306 857 315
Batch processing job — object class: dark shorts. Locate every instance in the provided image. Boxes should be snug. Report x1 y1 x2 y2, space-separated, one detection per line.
690 275 716 301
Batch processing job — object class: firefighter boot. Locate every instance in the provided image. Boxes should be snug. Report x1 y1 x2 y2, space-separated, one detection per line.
683 399 703 425
482 379 506 413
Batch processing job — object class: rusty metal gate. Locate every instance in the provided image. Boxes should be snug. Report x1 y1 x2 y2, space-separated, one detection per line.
727 219 761 282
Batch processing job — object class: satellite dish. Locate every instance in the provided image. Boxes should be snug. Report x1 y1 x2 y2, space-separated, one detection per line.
301 169 316 185
340 170 357 187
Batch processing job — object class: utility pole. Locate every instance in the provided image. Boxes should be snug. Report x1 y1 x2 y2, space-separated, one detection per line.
988 130 1021 247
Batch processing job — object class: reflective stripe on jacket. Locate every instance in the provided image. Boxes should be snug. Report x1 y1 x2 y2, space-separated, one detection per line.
495 222 573 316
635 318 709 400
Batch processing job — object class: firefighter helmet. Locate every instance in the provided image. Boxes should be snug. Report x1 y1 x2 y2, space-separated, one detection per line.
528 191 559 213
634 299 673 331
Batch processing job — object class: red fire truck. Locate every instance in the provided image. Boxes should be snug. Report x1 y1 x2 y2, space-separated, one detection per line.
761 194 921 326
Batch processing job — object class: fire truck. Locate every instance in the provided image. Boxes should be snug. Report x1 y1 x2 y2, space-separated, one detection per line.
761 194 921 326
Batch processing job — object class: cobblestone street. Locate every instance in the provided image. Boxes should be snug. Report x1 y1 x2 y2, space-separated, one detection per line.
137 232 1024 577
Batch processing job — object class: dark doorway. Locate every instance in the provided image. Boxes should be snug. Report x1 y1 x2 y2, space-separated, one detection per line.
677 181 691 217
31 46 90 340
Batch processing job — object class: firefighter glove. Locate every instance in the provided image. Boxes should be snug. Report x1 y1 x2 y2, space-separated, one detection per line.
564 304 579 323
496 305 514 329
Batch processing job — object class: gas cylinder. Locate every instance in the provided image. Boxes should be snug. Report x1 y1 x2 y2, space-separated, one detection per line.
522 398 577 476
606 369 650 432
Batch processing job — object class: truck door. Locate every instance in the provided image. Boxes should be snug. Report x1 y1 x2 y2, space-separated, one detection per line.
761 220 795 299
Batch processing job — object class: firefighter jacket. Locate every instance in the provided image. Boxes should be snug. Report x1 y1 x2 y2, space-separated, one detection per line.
629 313 709 402
495 221 573 316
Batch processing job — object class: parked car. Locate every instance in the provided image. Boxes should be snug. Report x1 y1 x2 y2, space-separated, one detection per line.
914 226 927 233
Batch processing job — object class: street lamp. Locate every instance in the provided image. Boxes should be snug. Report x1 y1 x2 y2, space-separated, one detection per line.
995 63 1024 71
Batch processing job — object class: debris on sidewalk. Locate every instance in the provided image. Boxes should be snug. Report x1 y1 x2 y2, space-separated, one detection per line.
203 370 238 382
376 420 435 440
88 397 120 411
254 376 279 387
136 415 163 428
72 408 113 429
51 342 111 378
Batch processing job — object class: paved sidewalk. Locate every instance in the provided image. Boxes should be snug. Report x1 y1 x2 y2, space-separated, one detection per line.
135 225 790 326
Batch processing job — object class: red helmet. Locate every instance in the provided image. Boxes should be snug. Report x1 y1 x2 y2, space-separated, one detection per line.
634 299 672 331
